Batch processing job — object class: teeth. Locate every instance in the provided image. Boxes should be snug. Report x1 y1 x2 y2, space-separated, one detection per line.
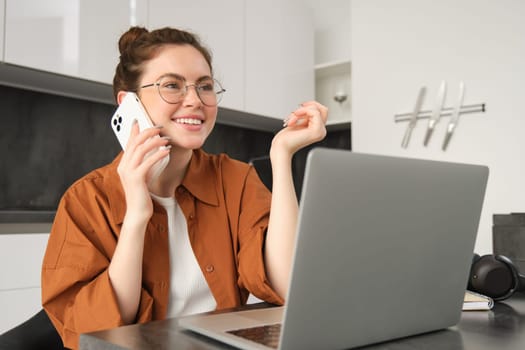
176 118 202 125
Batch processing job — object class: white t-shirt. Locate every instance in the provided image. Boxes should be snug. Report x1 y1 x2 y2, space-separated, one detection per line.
150 193 216 317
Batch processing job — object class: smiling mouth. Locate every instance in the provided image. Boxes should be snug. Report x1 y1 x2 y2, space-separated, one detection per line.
174 118 203 125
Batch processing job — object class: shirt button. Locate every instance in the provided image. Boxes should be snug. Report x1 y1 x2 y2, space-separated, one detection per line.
205 265 214 273
189 213 195 220
158 225 166 233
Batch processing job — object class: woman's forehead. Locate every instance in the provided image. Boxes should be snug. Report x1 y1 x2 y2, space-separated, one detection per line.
142 44 211 81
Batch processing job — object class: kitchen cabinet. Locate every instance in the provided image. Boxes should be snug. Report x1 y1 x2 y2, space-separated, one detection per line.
148 0 314 120
311 0 351 66
0 233 50 334
245 0 314 120
77 0 148 83
147 0 245 113
315 60 351 125
3 0 148 84
3 1 314 122
311 0 351 125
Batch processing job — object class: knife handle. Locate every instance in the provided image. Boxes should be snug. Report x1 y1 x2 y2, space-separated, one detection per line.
401 126 413 148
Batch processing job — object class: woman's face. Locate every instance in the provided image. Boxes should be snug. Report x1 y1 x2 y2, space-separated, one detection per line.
137 44 218 151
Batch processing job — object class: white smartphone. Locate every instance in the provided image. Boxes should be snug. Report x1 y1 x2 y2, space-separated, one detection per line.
110 92 169 182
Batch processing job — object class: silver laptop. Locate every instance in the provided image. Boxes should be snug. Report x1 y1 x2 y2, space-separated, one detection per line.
179 148 489 350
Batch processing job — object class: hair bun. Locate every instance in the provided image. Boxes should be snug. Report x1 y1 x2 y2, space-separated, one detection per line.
118 26 149 54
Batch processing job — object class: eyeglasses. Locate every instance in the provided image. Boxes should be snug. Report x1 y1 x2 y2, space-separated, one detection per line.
139 74 226 107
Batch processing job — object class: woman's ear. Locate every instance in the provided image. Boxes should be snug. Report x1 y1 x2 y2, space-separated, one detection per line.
116 91 128 105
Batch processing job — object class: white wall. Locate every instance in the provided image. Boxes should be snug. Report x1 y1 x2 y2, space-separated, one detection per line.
351 0 525 254
0 0 5 61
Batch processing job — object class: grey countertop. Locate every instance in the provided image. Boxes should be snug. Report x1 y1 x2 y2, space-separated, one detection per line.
0 210 54 234
79 296 525 350
0 223 53 234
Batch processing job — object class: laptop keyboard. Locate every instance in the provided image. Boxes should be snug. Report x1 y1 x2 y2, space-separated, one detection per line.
226 323 282 349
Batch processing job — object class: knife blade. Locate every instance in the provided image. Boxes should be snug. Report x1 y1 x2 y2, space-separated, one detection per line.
401 86 426 148
423 80 447 146
442 81 465 151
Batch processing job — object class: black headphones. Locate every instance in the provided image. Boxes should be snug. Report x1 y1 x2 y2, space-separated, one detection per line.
468 254 525 301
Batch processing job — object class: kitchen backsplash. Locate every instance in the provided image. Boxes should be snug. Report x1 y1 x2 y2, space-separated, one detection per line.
0 84 351 220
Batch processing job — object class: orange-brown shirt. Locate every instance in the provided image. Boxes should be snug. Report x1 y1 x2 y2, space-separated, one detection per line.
41 149 283 349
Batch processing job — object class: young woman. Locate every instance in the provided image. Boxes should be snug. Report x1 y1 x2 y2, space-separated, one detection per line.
42 26 327 349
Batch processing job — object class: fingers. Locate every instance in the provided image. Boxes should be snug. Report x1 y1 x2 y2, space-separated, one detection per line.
134 138 171 174
283 101 328 133
125 122 164 153
273 101 328 156
119 123 170 180
299 101 328 122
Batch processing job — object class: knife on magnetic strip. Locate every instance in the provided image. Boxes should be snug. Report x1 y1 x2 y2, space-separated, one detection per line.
423 80 447 146
442 81 465 151
401 86 426 148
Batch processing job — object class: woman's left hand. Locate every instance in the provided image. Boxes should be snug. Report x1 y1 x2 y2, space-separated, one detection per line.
270 101 328 159
265 101 327 299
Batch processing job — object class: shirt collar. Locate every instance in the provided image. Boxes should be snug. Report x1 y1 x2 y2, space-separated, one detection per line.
106 149 219 225
181 149 220 207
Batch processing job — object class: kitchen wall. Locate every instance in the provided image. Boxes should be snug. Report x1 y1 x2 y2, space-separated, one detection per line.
351 0 525 254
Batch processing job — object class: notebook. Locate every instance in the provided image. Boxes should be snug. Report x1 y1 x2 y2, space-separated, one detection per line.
179 148 489 350
463 290 494 310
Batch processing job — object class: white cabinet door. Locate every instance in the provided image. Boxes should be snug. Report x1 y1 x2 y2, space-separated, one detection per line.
77 0 148 83
0 233 50 333
147 0 314 120
4 0 148 84
0 233 49 291
0 0 5 61
0 288 42 334
148 0 245 112
245 0 314 119
311 0 351 66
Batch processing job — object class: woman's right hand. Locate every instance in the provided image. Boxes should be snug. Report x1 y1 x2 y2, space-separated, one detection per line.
116 121 170 225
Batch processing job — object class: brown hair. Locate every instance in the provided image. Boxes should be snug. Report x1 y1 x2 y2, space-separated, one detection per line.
112 26 213 102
